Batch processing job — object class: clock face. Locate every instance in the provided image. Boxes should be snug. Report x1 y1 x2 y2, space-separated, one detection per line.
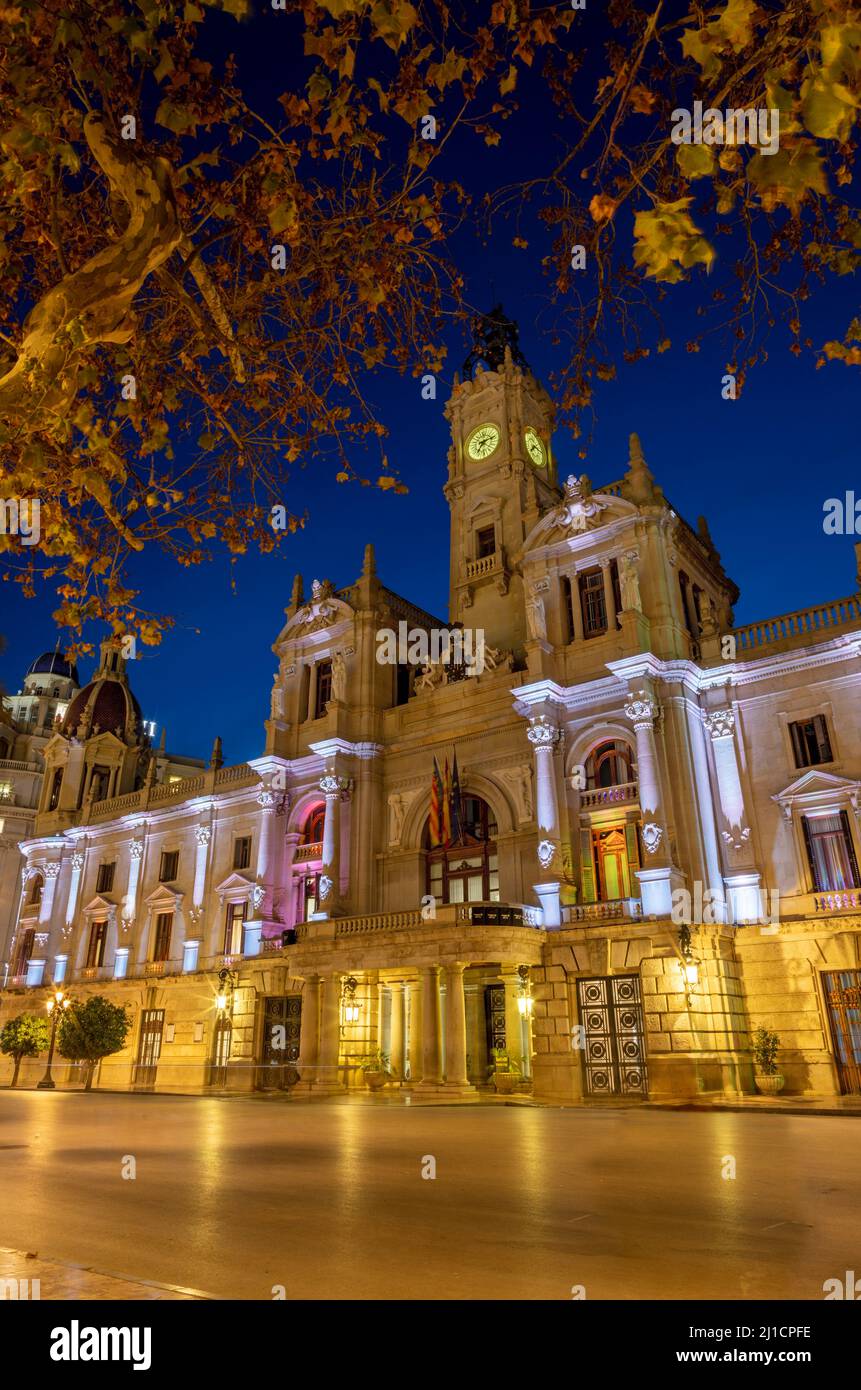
466 423 500 461
524 427 546 467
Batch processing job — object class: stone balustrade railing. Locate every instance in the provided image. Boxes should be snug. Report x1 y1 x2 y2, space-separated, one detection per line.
465 552 499 580
580 781 639 810
564 898 643 924
0 759 41 773
732 594 861 654
87 763 258 823
812 889 861 914
294 841 323 863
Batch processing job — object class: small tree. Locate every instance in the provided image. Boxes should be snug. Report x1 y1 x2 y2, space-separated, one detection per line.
752 1027 781 1076
58 995 131 1091
0 1012 49 1087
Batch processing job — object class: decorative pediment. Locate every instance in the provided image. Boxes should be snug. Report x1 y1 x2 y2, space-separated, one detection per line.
214 871 255 904
143 883 184 910
521 478 638 556
772 770 860 817
285 579 354 637
82 894 118 923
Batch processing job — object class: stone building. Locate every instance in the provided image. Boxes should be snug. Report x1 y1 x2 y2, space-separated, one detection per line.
2 322 860 1101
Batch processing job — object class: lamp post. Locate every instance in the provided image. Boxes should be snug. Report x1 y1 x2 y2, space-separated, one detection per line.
215 967 236 1012
37 988 71 1090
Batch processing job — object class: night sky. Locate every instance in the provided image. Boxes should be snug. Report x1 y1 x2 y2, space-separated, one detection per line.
1 3 858 765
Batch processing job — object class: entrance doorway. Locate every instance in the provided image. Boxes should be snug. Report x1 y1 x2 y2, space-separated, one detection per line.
594 826 633 900
823 970 861 1094
133 1008 164 1090
258 995 302 1090
576 974 647 1097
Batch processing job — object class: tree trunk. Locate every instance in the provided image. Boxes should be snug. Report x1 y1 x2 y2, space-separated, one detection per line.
11 1055 21 1087
84 1061 95 1091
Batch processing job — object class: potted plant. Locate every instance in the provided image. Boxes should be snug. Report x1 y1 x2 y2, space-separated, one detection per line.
362 1050 391 1090
489 1047 520 1094
752 1027 784 1094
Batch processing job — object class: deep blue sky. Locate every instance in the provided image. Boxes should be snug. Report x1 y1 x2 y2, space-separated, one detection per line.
1 3 858 763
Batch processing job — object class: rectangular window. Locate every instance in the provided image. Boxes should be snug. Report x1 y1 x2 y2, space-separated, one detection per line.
86 920 107 969
233 836 252 871
802 812 860 891
153 912 173 962
579 569 607 637
789 715 833 768
314 660 333 719
96 861 115 894
561 576 575 642
48 768 63 811
159 849 179 882
223 901 248 955
476 525 496 559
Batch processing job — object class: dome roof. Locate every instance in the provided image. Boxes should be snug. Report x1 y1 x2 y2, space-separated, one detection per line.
26 651 80 684
62 676 143 741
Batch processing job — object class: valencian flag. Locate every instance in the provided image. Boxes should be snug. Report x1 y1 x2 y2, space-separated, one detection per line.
442 758 453 845
429 757 444 847
450 751 464 843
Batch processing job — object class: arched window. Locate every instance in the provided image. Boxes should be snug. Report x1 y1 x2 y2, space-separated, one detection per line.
586 740 634 789
302 804 325 844
26 874 44 908
425 795 499 905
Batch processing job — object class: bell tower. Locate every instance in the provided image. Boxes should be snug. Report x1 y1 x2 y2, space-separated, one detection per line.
444 307 559 654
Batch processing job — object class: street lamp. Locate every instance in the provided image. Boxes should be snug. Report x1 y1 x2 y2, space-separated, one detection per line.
678 925 700 999
37 987 71 1090
342 975 360 1024
516 964 533 1017
215 967 235 1011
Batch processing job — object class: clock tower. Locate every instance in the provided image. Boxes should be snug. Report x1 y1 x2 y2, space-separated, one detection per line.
443 307 559 654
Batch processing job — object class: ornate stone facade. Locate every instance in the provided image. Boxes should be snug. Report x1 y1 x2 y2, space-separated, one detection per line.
2 354 861 1104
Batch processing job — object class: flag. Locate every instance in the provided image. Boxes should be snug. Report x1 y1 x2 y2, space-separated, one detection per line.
442 758 452 846
429 758 443 847
450 751 464 843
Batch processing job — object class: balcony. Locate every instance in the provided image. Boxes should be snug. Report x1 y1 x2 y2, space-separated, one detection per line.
733 594 861 656
564 899 643 925
294 841 323 864
579 781 639 811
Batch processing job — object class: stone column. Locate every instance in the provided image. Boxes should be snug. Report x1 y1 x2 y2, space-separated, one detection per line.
390 982 406 1078
625 688 685 917
419 965 443 1086
600 557 617 632
704 708 762 922
444 963 471 1089
319 767 344 918
317 973 343 1088
407 978 422 1082
527 714 563 927
297 974 320 1086
625 690 666 858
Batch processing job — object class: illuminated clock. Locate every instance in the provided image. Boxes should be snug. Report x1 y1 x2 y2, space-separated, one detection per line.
524 427 547 468
466 423 500 461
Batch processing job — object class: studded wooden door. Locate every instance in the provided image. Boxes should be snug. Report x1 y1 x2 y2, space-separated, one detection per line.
258 995 302 1089
823 970 861 1095
576 975 647 1097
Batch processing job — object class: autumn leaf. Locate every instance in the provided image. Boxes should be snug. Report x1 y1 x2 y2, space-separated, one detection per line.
747 143 828 213
633 198 716 283
589 192 618 224
677 143 714 180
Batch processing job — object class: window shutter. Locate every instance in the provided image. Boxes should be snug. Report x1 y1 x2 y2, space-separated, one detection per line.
579 827 595 903
814 715 832 764
839 810 860 887
789 721 804 768
800 815 820 890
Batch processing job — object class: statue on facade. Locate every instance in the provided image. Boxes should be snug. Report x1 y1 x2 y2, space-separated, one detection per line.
331 650 347 702
526 594 547 641
270 680 284 720
388 792 405 846
619 551 642 612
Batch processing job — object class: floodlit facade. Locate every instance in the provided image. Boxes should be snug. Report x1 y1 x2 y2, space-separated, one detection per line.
2 334 861 1102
